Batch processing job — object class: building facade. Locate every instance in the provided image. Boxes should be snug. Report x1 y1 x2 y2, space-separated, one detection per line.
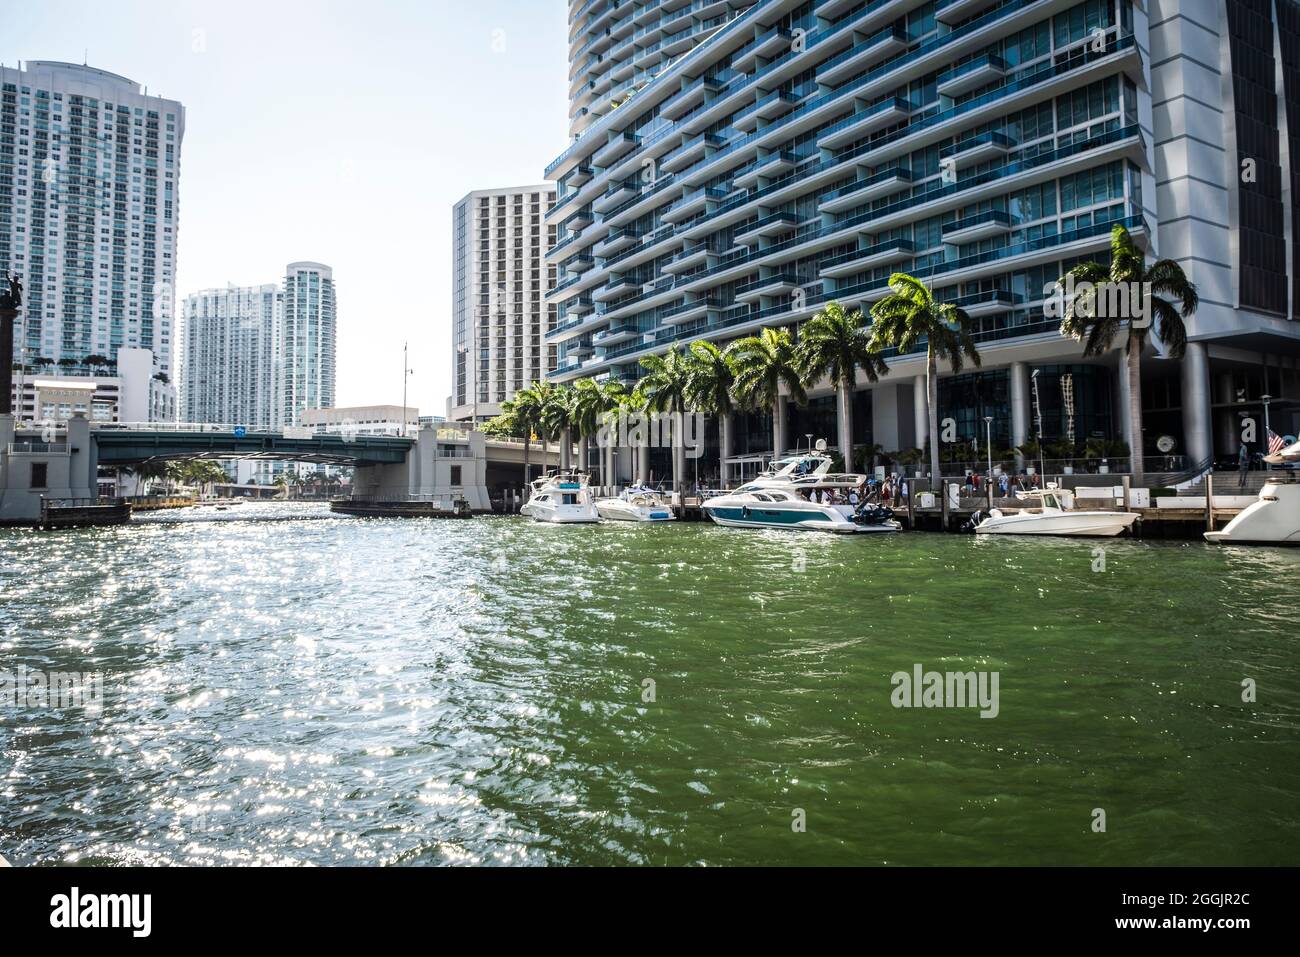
301 404 420 437
9 346 175 424
282 261 337 426
449 186 559 424
545 0 1300 481
180 284 282 428
0 61 184 420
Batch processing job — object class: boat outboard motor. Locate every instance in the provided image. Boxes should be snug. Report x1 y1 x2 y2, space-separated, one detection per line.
853 504 895 526
960 509 985 533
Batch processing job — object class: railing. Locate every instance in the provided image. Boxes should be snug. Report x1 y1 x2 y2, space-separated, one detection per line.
7 442 69 453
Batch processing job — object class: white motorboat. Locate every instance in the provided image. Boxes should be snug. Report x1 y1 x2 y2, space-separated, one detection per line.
594 485 676 522
701 486 900 533
1205 439 1300 545
701 454 900 533
519 472 600 524
973 486 1139 537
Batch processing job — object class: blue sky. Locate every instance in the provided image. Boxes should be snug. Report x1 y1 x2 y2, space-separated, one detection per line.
2 0 570 414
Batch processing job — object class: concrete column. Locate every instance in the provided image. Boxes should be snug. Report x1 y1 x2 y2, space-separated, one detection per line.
1180 341 1213 464
1215 371 1237 455
912 375 928 450
66 415 94 498
637 440 649 485
1009 362 1029 452
871 384 901 452
718 412 732 487
1114 350 1132 457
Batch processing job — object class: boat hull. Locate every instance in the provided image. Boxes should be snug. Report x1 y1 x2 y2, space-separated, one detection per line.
595 500 675 522
975 510 1138 537
1205 482 1300 545
702 502 898 534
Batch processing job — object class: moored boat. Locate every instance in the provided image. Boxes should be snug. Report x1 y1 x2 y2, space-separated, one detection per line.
520 472 600 524
973 486 1138 537
594 485 676 522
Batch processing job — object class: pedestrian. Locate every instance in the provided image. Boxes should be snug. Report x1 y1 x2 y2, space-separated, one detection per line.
1238 441 1250 488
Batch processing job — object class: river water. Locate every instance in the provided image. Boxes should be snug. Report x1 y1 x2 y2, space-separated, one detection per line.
1 501 1297 866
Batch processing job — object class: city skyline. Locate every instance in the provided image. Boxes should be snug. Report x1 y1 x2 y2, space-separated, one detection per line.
1 0 571 415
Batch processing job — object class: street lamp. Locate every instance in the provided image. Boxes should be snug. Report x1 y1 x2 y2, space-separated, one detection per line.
984 415 994 478
401 342 415 437
1262 394 1273 470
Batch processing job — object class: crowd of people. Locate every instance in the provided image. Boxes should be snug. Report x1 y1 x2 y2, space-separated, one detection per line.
794 469 1046 507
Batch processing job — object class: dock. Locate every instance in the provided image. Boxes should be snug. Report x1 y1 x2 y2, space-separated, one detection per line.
39 497 132 531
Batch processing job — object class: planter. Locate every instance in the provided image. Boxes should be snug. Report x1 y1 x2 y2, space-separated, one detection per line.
1063 465 1074 475
1026 466 1036 476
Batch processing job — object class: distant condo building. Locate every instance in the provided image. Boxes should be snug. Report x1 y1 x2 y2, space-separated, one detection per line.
180 263 336 431
449 186 558 424
301 404 420 437
180 284 282 428
545 0 1300 482
282 262 337 426
0 60 185 421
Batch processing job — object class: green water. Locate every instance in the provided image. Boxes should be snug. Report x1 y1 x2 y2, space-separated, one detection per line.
1 502 1297 865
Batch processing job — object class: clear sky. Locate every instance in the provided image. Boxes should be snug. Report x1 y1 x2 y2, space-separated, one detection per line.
1 0 570 416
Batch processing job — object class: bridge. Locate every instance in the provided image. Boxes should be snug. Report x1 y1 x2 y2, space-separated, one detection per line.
90 422 413 467
1 415 561 524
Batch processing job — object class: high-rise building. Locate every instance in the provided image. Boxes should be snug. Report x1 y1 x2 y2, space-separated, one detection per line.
179 284 282 428
449 186 558 424
545 0 1300 482
0 61 184 419
281 262 337 426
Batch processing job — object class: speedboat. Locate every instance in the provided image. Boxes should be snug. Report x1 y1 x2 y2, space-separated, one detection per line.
1205 438 1300 545
519 472 600 524
701 450 900 534
973 486 1139 537
595 485 676 522
702 488 900 534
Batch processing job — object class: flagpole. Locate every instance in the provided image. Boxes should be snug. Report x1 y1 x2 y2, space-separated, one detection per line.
1262 395 1272 471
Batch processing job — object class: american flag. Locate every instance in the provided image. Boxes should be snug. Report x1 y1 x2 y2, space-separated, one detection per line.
1268 429 1286 456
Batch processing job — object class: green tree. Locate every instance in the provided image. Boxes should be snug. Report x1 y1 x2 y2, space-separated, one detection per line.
796 301 889 474
1057 224 1197 483
870 273 980 484
684 339 736 488
540 383 579 473
638 346 692 502
728 327 806 462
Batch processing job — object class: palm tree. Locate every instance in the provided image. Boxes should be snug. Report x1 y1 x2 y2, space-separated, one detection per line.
684 339 736 488
638 346 692 504
571 377 607 480
870 273 980 484
587 377 629 488
728 327 806 462
506 382 548 484
1058 224 1197 484
541 383 578 472
797 301 889 474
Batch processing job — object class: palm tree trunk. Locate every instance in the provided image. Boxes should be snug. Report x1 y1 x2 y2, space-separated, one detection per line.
772 394 788 459
837 379 854 473
927 348 941 487
673 411 686 515
1127 338 1144 485
718 412 731 490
